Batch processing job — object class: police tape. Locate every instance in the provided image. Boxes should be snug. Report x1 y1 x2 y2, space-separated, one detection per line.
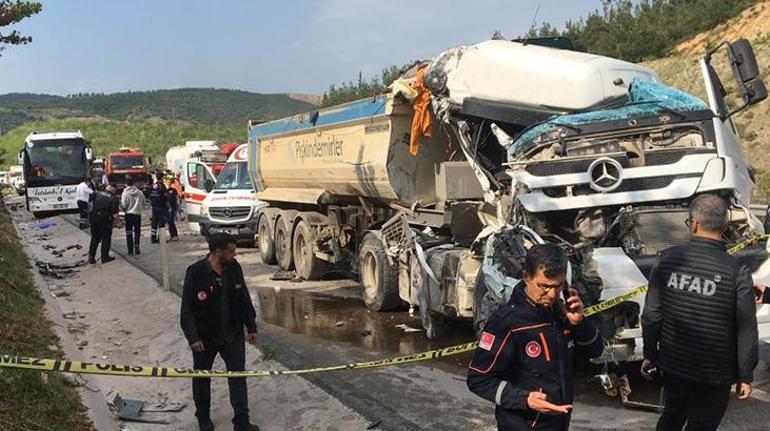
0 342 479 378
1 235 766 378
583 284 648 317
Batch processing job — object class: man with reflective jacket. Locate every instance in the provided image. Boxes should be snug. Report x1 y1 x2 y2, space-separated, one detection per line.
467 243 603 430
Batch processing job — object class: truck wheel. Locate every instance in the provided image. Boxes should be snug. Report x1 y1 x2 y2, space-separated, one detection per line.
257 214 276 265
274 216 294 270
359 232 400 311
293 220 326 280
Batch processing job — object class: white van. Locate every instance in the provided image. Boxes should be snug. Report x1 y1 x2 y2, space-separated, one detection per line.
199 144 265 241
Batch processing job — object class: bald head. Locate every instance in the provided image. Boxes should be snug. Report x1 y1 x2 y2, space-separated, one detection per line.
689 194 728 234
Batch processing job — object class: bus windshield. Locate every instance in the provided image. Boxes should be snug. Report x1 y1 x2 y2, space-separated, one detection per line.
24 138 88 186
214 161 253 190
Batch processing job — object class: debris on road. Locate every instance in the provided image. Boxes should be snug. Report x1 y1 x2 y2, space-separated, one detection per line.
395 324 423 333
367 420 382 429
334 321 346 327
35 259 87 279
271 270 295 281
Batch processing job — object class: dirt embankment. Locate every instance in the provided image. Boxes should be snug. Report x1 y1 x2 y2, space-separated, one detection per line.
645 0 770 201
0 197 93 431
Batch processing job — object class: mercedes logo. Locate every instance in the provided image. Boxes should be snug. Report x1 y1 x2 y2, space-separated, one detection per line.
588 157 623 192
223 208 232 218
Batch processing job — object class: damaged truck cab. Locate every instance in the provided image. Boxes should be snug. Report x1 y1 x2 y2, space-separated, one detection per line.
248 38 770 355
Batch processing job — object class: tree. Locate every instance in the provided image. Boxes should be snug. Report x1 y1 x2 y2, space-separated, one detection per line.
0 1 42 56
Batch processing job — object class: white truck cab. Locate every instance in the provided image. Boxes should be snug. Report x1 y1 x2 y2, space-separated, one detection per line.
199 144 265 241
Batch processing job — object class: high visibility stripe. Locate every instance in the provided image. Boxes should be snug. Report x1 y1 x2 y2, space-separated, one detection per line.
539 332 551 362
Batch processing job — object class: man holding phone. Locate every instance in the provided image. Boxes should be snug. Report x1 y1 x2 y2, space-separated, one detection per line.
641 194 758 431
467 243 603 430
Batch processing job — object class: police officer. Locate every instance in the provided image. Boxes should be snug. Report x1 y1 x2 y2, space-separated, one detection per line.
642 194 758 431
180 233 259 431
148 171 168 243
467 243 603 430
88 185 118 264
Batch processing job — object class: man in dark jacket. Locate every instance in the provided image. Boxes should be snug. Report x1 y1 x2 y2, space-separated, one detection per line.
180 233 259 431
165 176 180 241
148 171 168 243
467 243 603 430
88 185 118 264
642 194 758 431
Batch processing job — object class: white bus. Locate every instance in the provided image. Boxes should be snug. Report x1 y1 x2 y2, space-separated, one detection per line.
18 131 93 217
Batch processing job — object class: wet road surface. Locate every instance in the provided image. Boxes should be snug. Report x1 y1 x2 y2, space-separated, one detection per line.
52 208 770 430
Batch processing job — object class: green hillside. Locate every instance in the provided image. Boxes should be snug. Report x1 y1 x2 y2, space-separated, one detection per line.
0 88 315 133
0 117 244 169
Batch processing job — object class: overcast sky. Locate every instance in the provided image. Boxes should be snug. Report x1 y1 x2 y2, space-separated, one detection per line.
0 0 602 95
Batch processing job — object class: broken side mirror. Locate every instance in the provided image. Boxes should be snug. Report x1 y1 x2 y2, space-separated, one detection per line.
204 179 214 193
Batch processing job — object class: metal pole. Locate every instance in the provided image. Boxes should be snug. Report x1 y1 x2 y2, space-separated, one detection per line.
159 227 170 291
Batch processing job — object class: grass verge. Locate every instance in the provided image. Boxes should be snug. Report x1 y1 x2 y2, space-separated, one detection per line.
0 199 93 431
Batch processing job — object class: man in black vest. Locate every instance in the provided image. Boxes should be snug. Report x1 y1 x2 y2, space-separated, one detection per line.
642 194 758 431
88 185 118 264
180 233 259 431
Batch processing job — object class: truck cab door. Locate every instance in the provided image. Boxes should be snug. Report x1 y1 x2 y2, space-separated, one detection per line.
184 161 215 230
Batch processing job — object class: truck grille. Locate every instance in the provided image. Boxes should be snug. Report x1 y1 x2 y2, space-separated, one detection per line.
523 148 714 177
209 206 251 220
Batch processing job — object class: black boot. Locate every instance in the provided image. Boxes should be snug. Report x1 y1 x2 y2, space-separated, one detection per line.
197 417 215 431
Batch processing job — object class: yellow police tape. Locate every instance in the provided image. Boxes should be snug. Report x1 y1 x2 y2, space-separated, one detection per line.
0 235 766 378
0 342 479 378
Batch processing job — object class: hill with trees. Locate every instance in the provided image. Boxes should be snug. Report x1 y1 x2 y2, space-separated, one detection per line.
0 88 316 133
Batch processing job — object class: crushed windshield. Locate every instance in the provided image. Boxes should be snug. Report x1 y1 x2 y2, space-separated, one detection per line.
214 161 253 190
110 155 145 169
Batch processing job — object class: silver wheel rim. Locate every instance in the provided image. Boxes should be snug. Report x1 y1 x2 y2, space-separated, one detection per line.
259 222 269 252
362 251 378 300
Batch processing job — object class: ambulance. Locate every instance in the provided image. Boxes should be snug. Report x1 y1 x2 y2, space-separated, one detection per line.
199 144 265 242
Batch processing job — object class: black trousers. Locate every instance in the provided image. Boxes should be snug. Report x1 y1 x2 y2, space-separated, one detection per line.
124 213 141 254
656 374 731 431
192 336 250 425
88 218 112 260
150 206 167 242
77 200 89 224
168 208 178 238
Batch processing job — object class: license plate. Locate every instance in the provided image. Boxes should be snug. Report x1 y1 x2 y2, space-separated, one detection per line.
224 228 239 235
53 204 69 209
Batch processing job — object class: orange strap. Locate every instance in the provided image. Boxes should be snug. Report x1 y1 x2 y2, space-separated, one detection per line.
409 64 432 156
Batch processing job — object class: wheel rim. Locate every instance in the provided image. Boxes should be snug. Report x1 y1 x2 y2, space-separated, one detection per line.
276 228 285 259
362 251 378 299
259 222 269 252
296 231 307 275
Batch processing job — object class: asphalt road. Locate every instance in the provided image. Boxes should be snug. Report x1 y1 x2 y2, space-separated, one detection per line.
51 207 770 430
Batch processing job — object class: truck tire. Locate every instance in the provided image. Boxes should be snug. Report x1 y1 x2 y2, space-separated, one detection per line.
274 216 294 271
293 220 326 280
257 214 276 265
359 232 400 311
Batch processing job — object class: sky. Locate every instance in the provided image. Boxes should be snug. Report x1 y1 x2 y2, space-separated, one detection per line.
0 0 603 96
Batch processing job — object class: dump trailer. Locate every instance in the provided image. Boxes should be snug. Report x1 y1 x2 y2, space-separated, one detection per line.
248 38 770 353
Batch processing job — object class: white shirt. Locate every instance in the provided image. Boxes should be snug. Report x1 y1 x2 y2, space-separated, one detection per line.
75 182 93 202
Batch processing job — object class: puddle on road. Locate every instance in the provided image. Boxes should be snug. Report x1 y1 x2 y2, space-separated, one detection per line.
254 286 476 371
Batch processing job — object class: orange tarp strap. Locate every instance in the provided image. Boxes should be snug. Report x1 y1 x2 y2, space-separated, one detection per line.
410 64 432 156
